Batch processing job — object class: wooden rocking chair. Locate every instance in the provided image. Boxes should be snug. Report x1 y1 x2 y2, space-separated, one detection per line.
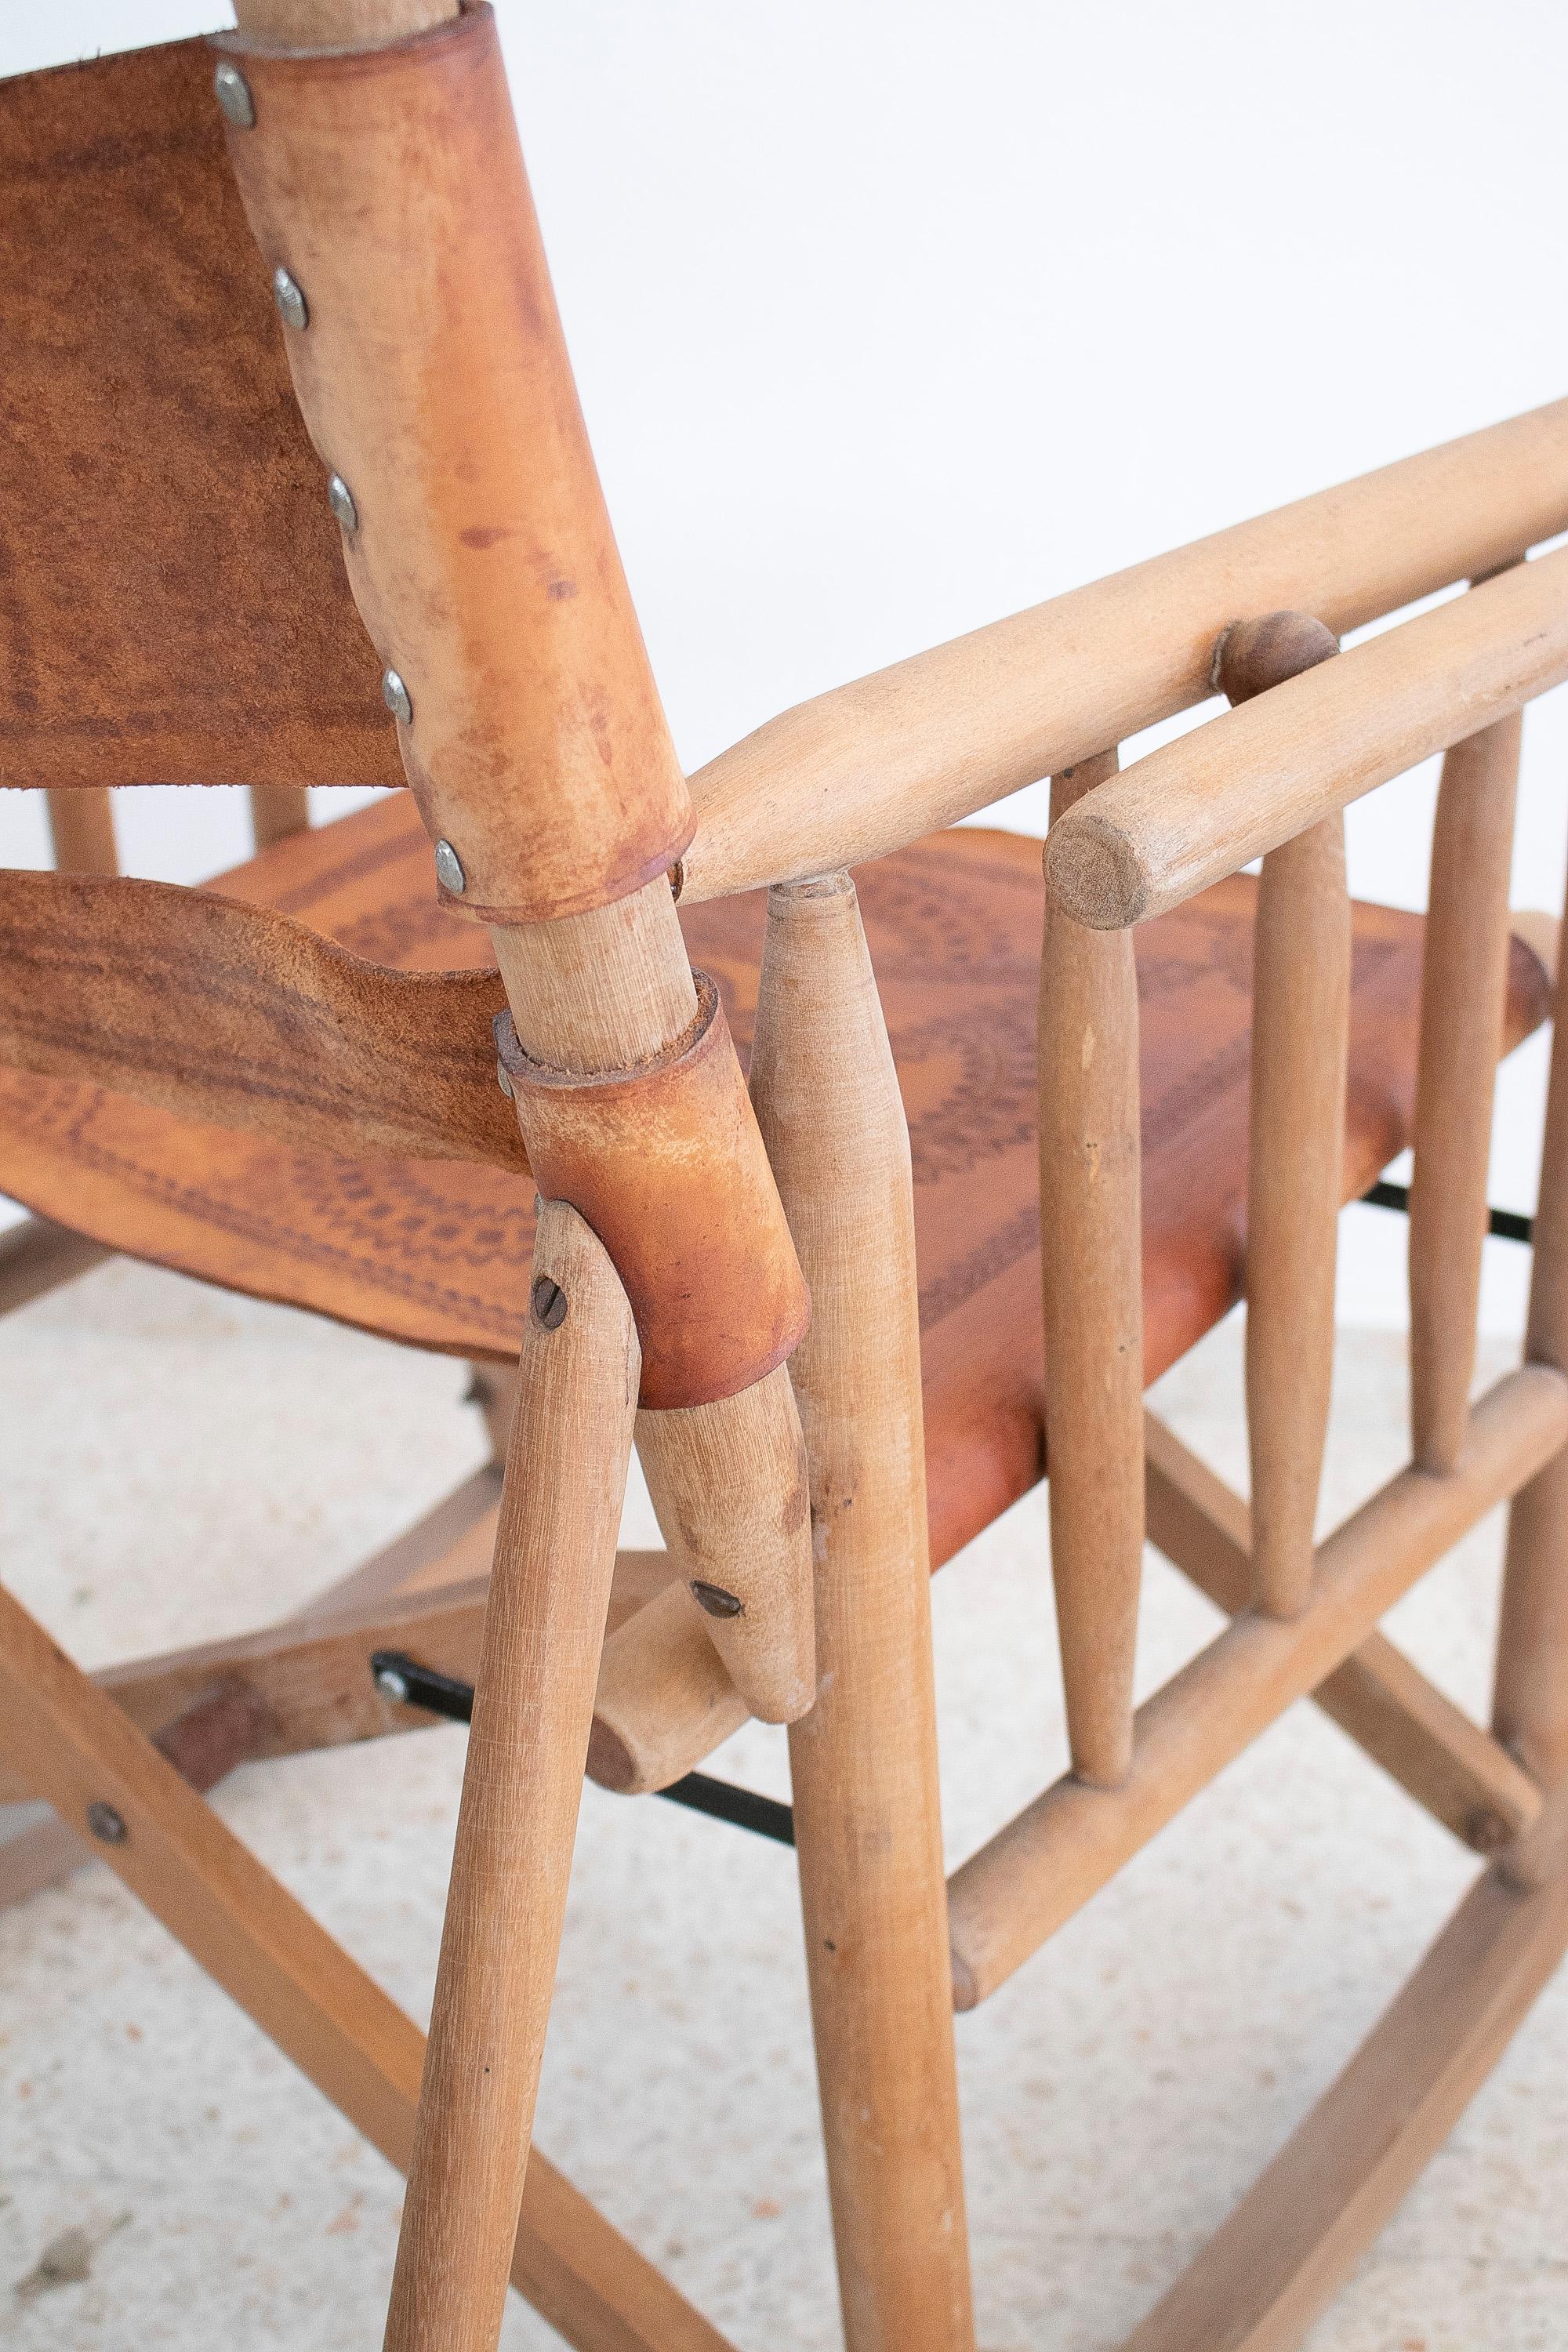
3 5 1568 2347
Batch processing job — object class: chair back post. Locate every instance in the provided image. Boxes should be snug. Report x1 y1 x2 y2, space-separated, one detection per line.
1040 746 1144 1788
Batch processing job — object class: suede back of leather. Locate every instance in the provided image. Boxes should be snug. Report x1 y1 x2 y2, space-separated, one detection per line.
0 39 403 790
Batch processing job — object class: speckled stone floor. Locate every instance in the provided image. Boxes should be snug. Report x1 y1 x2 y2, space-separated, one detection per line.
2 1257 1564 2349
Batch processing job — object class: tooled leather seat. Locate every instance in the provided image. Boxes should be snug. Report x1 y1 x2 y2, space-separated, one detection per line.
0 790 1551 1574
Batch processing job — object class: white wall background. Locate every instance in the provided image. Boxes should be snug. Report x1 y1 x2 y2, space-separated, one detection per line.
5 1 1568 1330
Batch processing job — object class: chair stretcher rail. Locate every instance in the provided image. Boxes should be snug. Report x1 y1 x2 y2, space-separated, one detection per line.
946 1366 1568 2009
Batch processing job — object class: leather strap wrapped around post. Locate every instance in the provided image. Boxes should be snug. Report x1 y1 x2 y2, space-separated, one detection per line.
497 974 811 1410
212 5 692 924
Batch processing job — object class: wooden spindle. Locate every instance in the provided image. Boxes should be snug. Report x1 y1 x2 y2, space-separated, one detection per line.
1496 846 1568 1795
751 874 975 2352
383 1203 640 2352
249 783 311 848
46 787 117 875
1040 748 1143 1788
1410 711 1523 1472
1218 613 1347 1618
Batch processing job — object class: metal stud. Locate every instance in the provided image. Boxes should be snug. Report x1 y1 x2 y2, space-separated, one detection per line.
272 266 308 331
326 474 358 533
85 1800 128 1844
532 1276 568 1330
212 61 256 128
690 1579 746 1620
382 667 413 726
433 837 466 894
375 1664 412 1705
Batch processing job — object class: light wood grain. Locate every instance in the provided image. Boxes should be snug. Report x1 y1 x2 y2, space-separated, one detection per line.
0 1577 734 2352
0 1551 677 1813
385 1203 640 2352
1040 750 1144 1787
751 873 975 2352
1120 1860 1568 2351
681 401 1568 904
232 0 451 44
1410 713 1523 1472
636 1364 814 1723
1045 546 1568 931
1497 855 1568 1791
1245 818 1350 1613
46 786 117 874
949 1367 1568 2008
1143 1415 1542 1853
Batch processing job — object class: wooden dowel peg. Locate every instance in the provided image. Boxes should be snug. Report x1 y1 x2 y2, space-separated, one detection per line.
636 1364 814 1724
1040 750 1144 1788
383 1202 640 2352
1410 710 1523 1472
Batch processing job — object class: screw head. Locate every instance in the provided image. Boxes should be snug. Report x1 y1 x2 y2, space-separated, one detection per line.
532 1276 568 1330
383 667 413 727
433 837 466 894
326 473 358 533
690 1579 745 1620
272 266 308 331
376 1665 412 1704
85 1800 128 1844
212 60 256 128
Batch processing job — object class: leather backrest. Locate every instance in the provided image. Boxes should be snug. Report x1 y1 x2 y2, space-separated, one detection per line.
0 38 403 790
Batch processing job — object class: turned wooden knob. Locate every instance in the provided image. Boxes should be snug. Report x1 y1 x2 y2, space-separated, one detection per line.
1212 609 1339 706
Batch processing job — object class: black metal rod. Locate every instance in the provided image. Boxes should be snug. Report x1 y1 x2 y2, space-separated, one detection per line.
1360 1178 1533 1247
368 1651 797 1846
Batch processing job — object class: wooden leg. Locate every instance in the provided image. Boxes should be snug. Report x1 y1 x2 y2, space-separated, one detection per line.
46 786 118 874
0 1577 731 2352
384 1201 641 2352
751 874 975 2352
1120 1857 1568 2352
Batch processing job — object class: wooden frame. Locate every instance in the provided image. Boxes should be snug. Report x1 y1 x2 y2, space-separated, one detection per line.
4 9 1568 2348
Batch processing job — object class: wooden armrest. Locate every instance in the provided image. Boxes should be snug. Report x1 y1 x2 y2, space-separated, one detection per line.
1044 546 1568 930
679 398 1568 904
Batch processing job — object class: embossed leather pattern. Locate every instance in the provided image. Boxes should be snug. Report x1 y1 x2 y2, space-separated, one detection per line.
0 797 1549 1574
